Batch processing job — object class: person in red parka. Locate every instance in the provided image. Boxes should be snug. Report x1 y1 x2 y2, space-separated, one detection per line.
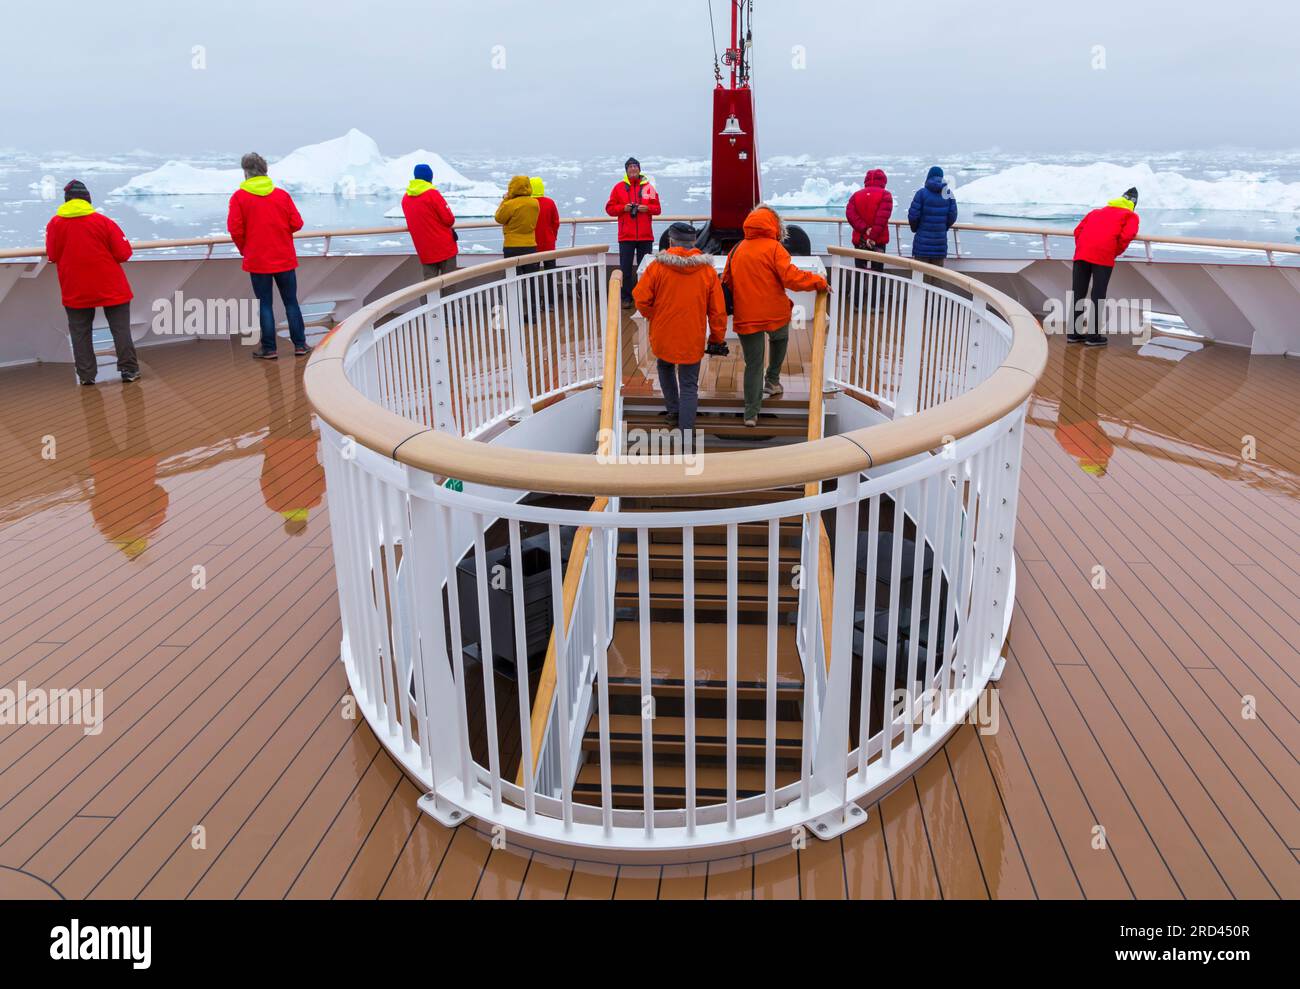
530 177 560 269
227 152 309 359
402 162 458 279
1070 187 1140 347
605 157 661 307
45 180 139 385
845 169 893 273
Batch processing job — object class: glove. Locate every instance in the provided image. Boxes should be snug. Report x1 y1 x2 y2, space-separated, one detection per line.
706 340 729 357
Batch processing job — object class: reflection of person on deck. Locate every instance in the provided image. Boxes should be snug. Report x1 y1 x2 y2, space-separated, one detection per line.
80 385 168 558
260 365 325 535
1054 344 1113 477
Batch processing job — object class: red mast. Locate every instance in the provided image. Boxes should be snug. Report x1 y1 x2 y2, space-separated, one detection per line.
709 0 760 238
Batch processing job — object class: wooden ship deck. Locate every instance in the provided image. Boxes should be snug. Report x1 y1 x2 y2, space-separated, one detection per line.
0 316 1297 900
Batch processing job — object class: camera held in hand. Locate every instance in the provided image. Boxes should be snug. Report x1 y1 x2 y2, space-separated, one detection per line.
628 203 641 217
706 340 729 357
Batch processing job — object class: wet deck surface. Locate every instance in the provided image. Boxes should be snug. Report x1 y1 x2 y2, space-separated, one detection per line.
0 327 1297 899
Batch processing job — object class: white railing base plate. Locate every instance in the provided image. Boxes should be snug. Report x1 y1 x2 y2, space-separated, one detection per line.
808 802 871 841
417 792 470 829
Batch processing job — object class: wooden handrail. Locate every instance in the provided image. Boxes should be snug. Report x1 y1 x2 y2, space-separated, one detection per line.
801 292 835 671
305 245 1046 497
516 268 623 787
7 212 1296 262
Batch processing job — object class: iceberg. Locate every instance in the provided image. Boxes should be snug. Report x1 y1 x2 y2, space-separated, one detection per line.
956 161 1300 213
112 129 504 200
769 177 859 208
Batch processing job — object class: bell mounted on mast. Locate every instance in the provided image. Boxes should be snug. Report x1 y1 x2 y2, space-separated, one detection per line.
708 0 760 244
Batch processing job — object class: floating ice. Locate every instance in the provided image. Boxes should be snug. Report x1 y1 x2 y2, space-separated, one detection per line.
769 177 859 208
113 129 503 200
956 161 1300 213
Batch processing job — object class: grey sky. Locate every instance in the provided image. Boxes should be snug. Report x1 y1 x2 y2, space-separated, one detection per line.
2 0 1296 157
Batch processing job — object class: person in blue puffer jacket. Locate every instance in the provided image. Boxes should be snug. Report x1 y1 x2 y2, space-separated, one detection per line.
907 166 958 265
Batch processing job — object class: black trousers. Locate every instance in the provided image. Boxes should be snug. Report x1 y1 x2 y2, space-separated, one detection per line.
67 302 137 382
1070 260 1114 337
619 240 653 302
504 244 539 275
853 237 886 272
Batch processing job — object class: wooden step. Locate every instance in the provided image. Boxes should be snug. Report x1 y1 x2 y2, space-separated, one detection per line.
617 539 801 563
604 620 804 695
572 756 802 809
585 714 803 759
615 552 798 580
640 520 803 548
615 577 799 614
622 394 810 412
623 413 807 438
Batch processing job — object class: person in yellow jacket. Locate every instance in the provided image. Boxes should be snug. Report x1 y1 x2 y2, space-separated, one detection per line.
494 175 540 274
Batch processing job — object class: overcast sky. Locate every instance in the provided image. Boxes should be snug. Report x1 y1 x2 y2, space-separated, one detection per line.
2 0 1296 158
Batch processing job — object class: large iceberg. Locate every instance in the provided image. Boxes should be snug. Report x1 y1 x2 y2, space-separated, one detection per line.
112 129 503 201
769 176 859 208
956 162 1300 213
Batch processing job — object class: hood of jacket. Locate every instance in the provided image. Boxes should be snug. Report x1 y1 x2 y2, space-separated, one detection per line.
742 205 786 242
864 169 888 189
653 246 714 269
506 175 532 198
406 179 437 196
56 199 97 218
924 167 945 195
622 173 650 187
1106 196 1137 211
530 177 545 197
239 175 275 196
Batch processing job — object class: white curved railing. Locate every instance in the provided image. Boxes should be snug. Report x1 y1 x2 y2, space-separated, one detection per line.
307 245 1043 861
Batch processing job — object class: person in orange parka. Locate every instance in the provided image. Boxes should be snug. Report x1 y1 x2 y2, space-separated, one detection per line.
632 223 727 436
530 177 560 269
721 205 829 425
45 180 139 385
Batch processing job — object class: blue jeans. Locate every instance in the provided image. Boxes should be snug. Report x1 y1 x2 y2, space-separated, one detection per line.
250 270 307 350
657 359 700 432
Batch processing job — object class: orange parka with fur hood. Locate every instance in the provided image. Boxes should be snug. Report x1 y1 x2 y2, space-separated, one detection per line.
632 247 727 365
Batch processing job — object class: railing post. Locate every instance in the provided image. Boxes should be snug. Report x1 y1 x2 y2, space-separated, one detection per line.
423 290 456 434
823 261 839 386
502 265 533 418
986 409 1026 681
809 470 866 837
895 269 927 418
405 474 464 798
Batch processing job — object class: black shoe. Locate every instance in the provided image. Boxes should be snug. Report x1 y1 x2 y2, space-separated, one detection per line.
666 415 679 429
79 378 95 386
1066 333 1087 344
294 344 312 358
121 370 141 382
1083 334 1109 347
252 348 278 360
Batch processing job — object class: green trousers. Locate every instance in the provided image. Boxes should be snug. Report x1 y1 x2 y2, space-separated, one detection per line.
738 323 789 419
